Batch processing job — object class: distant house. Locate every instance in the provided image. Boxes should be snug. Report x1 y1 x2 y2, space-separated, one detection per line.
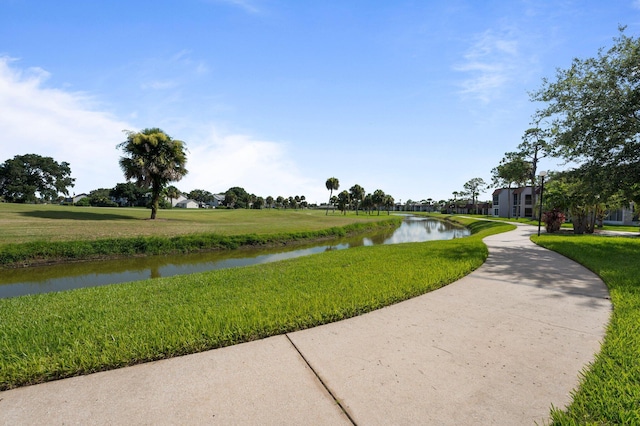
213 193 225 207
202 194 225 208
169 194 188 207
175 199 199 209
63 193 88 204
492 187 538 218
603 204 637 226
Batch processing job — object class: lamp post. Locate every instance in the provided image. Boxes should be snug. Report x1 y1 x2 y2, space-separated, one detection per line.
537 171 547 236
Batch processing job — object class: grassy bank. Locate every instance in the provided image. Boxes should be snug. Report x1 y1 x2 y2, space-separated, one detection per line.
532 234 640 425
0 219 514 390
0 204 395 244
0 204 402 267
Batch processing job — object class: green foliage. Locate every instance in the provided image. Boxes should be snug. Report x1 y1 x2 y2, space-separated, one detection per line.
0 218 511 390
325 177 340 214
111 182 147 207
531 28 640 202
0 154 75 203
189 189 215 204
118 128 188 219
533 235 640 424
337 190 350 215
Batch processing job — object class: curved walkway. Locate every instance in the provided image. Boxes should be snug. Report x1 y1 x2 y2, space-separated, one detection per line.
0 224 612 425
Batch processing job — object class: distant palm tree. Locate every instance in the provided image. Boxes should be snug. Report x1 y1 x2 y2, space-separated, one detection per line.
266 196 274 209
118 128 188 219
383 194 395 215
165 185 181 208
349 184 365 215
325 177 340 215
362 194 374 215
337 190 350 215
372 189 385 216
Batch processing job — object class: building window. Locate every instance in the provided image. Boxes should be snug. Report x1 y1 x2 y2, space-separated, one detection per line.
524 207 533 217
493 194 499 204
513 193 519 205
493 208 499 216
525 194 532 205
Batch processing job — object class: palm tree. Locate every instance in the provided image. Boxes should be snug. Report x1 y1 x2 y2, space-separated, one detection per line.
349 184 365 215
266 196 274 209
452 191 459 214
383 194 395 215
118 128 188 220
372 189 385 215
165 185 181 208
337 190 350 215
325 177 340 215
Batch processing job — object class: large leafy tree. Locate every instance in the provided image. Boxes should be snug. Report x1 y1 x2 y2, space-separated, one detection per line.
325 177 339 215
118 128 188 219
518 127 551 209
111 182 147 207
189 189 215 204
491 153 532 218
530 28 640 201
543 170 608 234
224 187 250 208
0 154 75 203
462 177 487 214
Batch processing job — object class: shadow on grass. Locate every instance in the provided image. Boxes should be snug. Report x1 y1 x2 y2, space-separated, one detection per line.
20 210 139 221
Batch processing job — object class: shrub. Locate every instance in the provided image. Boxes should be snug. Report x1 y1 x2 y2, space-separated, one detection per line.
542 209 566 233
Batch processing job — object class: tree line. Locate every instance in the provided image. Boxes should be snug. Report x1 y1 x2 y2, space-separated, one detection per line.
324 177 395 215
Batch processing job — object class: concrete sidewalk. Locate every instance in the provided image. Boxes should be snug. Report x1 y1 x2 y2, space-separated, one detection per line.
0 224 611 425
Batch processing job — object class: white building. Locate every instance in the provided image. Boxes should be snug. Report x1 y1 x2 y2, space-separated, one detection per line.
492 187 538 218
175 199 199 209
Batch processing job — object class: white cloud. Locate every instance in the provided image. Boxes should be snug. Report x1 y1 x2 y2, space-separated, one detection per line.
0 57 131 194
454 29 520 103
181 128 324 202
204 0 261 14
0 57 323 202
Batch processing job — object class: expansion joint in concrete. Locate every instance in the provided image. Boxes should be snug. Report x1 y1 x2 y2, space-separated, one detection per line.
285 334 357 425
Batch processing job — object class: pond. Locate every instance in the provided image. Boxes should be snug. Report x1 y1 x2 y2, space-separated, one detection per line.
0 216 469 298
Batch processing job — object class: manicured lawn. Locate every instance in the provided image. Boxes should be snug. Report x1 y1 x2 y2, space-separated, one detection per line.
532 234 640 425
0 217 514 390
0 203 393 244
0 204 401 266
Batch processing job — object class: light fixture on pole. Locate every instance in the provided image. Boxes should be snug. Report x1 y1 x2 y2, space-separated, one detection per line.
537 171 548 237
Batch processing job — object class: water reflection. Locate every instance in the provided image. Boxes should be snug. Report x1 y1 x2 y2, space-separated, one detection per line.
0 217 469 298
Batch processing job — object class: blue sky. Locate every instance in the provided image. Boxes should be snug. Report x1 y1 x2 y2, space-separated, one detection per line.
2 1 640 204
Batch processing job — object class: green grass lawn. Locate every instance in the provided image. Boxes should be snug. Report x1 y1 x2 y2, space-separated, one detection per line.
0 204 402 266
0 203 395 244
0 215 514 390
532 234 640 425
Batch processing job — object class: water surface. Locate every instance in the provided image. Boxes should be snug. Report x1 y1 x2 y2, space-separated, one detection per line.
0 217 469 298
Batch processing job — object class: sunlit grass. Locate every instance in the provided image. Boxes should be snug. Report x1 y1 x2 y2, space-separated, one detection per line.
0 219 514 390
532 234 640 425
0 204 402 266
0 204 392 244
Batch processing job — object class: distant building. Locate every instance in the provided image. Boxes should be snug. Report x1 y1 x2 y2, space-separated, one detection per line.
175 199 199 209
63 193 88 204
492 187 538 218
